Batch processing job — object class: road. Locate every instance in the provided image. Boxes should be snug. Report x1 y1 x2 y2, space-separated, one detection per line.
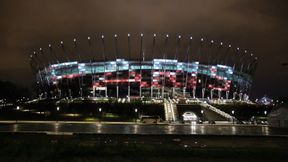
0 121 287 136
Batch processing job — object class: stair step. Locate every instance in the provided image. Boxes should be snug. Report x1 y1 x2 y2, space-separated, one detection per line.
200 101 234 120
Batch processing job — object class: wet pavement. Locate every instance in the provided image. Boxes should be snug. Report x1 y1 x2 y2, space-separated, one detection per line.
0 122 287 136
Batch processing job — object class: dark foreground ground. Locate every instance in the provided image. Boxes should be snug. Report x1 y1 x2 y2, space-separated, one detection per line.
0 133 288 162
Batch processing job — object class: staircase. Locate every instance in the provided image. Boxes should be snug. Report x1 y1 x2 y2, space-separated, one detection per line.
163 99 179 122
169 98 179 121
199 100 234 121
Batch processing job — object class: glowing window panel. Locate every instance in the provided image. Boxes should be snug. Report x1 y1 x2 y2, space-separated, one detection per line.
51 61 78 68
131 65 140 70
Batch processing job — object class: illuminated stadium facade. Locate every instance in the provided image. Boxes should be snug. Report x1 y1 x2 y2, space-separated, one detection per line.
30 34 258 101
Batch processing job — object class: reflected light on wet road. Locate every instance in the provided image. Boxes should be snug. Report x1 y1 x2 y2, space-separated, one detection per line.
54 123 59 133
96 123 102 134
13 124 18 132
167 125 175 134
190 125 196 134
231 126 236 135
132 125 139 134
0 123 287 136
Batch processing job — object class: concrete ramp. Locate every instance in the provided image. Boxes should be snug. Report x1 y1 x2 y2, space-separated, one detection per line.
199 101 234 121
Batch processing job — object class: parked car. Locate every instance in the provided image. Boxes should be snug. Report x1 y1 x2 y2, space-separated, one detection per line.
208 120 216 124
140 115 161 124
182 112 198 124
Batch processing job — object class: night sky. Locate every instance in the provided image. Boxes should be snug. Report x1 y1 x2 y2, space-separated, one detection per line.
0 0 287 98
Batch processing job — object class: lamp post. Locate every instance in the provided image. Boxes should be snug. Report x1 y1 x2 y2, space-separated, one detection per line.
201 110 204 122
99 107 102 122
134 108 138 123
128 33 131 101
231 110 235 124
201 109 204 117
139 33 143 98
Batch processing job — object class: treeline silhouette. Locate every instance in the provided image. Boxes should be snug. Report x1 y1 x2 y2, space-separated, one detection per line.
0 80 31 102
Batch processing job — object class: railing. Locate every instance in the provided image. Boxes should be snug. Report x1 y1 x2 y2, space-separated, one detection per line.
199 100 234 120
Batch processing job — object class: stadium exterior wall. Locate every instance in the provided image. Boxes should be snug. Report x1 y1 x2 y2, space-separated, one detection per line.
37 59 252 100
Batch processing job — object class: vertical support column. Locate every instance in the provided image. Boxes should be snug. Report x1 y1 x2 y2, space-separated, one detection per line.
101 35 107 98
226 91 229 100
68 89 72 98
114 34 119 99
58 89 61 99
116 86 119 98
193 87 196 98
210 89 213 100
244 94 249 101
233 92 236 100
183 87 186 98
93 86 95 97
128 84 130 99
44 92 47 99
127 33 131 101
150 71 153 99
202 88 205 99
161 86 164 99
128 85 130 99
80 88 83 98
105 87 108 97
151 34 156 99
139 33 143 98
185 36 192 99
139 86 142 98
218 90 221 100
161 34 169 99
73 38 83 99
128 85 130 102
139 70 142 98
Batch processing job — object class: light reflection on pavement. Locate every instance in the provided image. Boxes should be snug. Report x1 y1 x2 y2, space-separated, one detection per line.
0 122 287 136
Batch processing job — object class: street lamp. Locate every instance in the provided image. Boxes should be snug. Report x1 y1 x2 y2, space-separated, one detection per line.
16 106 20 110
56 106 60 111
134 108 138 123
231 110 235 115
98 108 102 123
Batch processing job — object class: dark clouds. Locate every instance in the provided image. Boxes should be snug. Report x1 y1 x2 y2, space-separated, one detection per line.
0 0 287 98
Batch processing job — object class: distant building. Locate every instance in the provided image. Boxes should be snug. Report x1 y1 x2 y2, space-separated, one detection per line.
257 96 273 105
268 103 288 128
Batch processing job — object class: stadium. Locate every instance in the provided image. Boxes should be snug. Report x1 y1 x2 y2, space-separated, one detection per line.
30 34 258 101
23 33 269 123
